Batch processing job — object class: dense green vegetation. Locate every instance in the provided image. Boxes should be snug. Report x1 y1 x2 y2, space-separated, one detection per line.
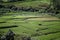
0 0 49 2
0 0 60 40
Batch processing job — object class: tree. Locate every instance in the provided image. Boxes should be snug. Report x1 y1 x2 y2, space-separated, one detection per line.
51 0 60 14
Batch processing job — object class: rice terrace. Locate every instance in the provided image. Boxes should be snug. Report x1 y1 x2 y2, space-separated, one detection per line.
0 0 60 40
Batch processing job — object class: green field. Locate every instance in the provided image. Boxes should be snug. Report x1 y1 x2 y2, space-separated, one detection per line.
0 0 60 40
0 12 60 40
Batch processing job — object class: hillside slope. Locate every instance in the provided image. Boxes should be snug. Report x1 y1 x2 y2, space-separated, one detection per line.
0 0 60 40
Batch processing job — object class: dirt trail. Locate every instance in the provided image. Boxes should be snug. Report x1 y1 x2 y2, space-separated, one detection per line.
27 18 60 20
